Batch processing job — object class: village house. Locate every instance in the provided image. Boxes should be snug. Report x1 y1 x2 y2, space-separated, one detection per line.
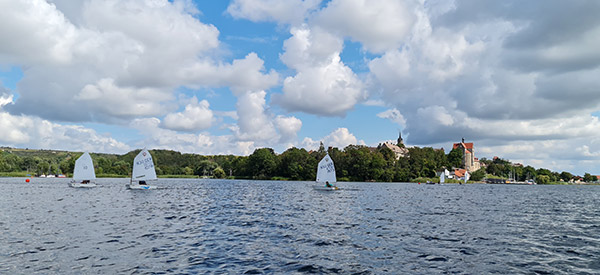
452 138 481 172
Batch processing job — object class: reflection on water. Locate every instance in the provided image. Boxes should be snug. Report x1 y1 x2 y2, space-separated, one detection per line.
1 178 599 274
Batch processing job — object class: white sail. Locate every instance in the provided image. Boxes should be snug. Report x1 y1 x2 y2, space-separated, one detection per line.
464 171 470 184
131 148 157 182
316 154 336 184
73 152 96 181
439 171 445 184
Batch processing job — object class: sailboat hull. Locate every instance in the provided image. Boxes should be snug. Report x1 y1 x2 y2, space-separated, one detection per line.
126 184 157 190
69 182 97 188
312 185 340 191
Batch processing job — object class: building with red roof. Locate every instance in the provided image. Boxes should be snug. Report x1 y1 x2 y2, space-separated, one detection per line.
452 138 481 172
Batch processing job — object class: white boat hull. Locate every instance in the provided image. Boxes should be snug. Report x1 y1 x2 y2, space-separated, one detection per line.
69 182 97 188
126 184 157 190
312 185 340 191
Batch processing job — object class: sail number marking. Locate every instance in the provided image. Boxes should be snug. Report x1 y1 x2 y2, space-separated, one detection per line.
136 157 155 170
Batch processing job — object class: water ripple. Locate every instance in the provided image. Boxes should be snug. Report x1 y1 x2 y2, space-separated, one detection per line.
1 178 599 273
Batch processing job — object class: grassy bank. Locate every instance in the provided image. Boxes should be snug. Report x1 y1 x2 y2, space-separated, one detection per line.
158 174 199 178
0 171 32 177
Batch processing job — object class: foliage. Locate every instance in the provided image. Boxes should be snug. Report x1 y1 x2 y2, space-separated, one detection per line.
584 173 596 183
469 169 486 181
559 171 574 182
447 148 463 168
213 167 226 179
536 175 550 184
247 148 279 179
0 145 584 184
278 147 316 180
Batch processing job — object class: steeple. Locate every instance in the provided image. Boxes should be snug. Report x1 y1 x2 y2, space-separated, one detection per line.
397 132 404 146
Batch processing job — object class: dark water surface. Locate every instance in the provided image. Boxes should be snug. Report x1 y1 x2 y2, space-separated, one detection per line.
1 178 599 274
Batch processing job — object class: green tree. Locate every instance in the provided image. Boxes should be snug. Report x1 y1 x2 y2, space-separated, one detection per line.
447 148 463 169
523 165 536 181
60 158 75 176
111 160 130 175
213 167 226 179
231 157 249 178
37 161 50 175
247 148 278 179
278 147 315 180
536 175 550 184
21 156 39 173
470 169 486 181
407 147 441 178
95 156 113 175
342 145 373 181
369 152 387 181
559 171 574 182
195 160 218 177
583 172 595 183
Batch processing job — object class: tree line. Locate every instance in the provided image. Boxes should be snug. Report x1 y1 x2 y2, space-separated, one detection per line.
0 145 595 183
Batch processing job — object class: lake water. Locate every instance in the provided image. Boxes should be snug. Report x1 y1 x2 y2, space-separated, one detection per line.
1 178 599 274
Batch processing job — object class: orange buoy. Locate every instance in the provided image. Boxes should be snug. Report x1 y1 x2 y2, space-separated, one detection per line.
25 178 30 183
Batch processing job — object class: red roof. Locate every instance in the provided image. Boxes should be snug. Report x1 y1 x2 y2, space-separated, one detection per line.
453 142 474 150
454 169 466 178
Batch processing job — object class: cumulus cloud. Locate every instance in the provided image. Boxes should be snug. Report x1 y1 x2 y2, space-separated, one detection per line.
2 0 277 124
233 90 278 142
3 0 600 176
367 1 600 144
161 97 214 132
314 0 417 53
227 0 322 25
76 78 173 120
0 89 13 107
130 117 255 155
301 127 364 151
377 108 406 127
0 0 77 65
0 109 129 153
274 115 302 142
274 26 365 116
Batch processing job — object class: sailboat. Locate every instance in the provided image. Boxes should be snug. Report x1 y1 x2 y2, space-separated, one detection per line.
463 171 470 184
127 148 158 190
440 171 446 184
70 152 97 188
313 154 339 191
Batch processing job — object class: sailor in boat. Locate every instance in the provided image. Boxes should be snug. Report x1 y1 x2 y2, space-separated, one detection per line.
325 181 332 188
139 180 147 185
81 180 89 184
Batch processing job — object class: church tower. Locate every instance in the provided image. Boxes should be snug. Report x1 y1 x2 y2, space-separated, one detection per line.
397 132 404 147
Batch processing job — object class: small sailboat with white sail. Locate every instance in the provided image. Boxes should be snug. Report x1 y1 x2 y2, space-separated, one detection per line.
463 171 470 185
127 148 158 190
70 152 97 188
440 171 446 184
313 154 339 191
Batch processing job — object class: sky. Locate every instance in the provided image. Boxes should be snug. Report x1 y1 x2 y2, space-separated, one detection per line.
1 0 600 175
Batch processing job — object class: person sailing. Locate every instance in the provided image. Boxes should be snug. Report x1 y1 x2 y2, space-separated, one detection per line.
325 181 332 188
